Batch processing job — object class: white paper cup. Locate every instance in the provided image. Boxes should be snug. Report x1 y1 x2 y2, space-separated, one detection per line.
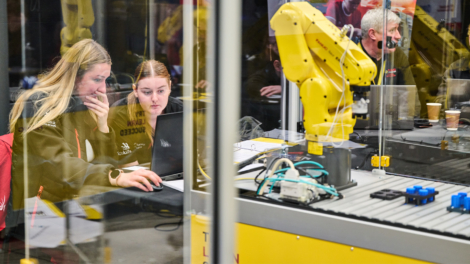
445 110 461 130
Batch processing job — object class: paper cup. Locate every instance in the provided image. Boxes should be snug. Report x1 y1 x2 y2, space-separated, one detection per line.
445 110 461 130
426 103 441 122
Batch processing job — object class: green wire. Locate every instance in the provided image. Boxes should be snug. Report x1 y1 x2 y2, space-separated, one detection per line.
269 174 281 194
261 161 334 196
260 177 338 196
274 168 328 177
294 161 324 168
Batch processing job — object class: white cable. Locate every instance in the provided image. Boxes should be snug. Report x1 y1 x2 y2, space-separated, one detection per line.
325 24 354 148
326 25 352 139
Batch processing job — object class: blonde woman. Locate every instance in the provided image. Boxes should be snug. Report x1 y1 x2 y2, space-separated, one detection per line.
9 40 162 216
109 60 182 166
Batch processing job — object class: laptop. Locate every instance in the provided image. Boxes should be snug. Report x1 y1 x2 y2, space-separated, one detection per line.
354 85 418 130
150 112 184 181
123 112 184 180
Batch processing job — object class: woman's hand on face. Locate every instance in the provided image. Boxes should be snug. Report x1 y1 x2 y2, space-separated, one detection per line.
84 91 109 133
116 169 162 192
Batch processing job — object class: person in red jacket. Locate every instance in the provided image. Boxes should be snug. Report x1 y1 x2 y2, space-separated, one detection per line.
325 0 363 39
0 133 13 231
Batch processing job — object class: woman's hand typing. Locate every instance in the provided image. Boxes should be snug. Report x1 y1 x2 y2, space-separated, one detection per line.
116 169 162 192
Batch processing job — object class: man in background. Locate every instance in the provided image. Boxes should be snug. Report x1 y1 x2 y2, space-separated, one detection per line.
243 37 282 131
360 8 419 118
359 8 414 86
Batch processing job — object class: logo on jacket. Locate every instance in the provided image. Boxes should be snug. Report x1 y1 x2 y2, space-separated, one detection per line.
0 196 5 211
122 143 130 151
45 120 56 127
160 139 171 148
134 143 145 150
118 143 132 156
385 68 397 78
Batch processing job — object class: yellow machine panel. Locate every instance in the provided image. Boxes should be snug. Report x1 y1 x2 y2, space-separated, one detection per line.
191 214 431 264
307 141 323 155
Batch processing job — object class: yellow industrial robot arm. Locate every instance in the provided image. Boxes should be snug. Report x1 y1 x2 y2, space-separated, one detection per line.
410 5 470 116
270 2 376 142
412 6 469 73
60 0 95 55
408 40 437 117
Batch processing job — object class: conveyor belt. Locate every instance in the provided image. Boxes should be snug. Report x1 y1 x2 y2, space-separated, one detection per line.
310 175 470 238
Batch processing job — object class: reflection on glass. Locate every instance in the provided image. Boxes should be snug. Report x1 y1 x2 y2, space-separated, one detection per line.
3 1 187 262
383 1 470 185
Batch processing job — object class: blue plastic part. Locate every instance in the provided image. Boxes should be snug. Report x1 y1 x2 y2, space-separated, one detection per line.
452 195 461 208
448 194 470 214
464 197 470 211
427 187 435 202
419 189 428 195
413 185 422 193
419 189 428 204
458 192 467 205
404 187 439 206
406 187 415 203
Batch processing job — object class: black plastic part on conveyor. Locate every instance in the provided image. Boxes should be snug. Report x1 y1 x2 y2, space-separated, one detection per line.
370 189 403 200
447 206 470 214
403 191 439 206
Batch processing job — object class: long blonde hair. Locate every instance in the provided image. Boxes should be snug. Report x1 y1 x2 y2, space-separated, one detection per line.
10 39 112 133
127 60 171 143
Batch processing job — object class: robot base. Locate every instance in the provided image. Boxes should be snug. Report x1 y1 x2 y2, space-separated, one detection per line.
307 145 356 191
335 180 357 191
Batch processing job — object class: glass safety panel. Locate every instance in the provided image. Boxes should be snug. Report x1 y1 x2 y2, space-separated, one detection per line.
382 0 470 185
2 1 197 263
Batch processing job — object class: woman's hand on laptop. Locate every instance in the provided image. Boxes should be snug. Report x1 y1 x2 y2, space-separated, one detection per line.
117 169 162 192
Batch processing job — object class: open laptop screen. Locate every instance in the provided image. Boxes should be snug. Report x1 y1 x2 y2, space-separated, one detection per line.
151 112 184 179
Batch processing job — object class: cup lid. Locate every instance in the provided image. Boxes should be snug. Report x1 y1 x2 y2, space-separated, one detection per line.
426 103 441 105
445 110 461 113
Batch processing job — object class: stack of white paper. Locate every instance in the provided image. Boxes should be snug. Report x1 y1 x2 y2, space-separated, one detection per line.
233 140 284 163
25 198 103 248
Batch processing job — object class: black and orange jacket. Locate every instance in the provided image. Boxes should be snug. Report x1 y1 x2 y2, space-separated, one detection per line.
7 93 117 227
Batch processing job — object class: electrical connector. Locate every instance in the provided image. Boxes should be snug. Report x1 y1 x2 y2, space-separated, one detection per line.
279 169 323 203
280 169 308 202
